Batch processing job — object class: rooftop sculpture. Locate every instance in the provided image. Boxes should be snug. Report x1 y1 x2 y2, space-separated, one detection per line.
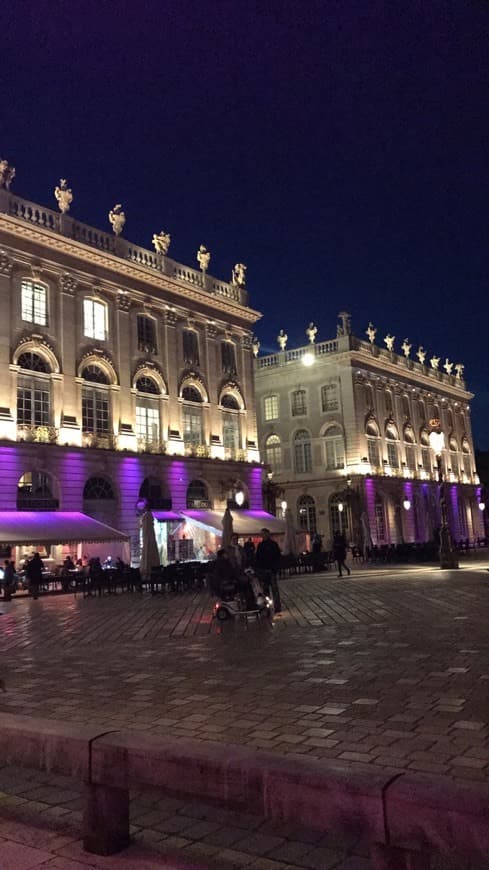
54 179 73 214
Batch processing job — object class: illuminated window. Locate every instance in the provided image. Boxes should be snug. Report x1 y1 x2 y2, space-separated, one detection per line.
137 315 157 354
405 445 416 471
294 429 312 473
82 366 110 435
84 299 107 340
291 389 307 417
264 395 279 421
21 280 47 326
368 438 380 467
265 434 282 470
321 382 339 412
223 412 240 453
422 447 431 472
17 378 50 426
324 424 345 470
297 495 317 534
330 493 348 536
386 425 399 468
136 404 159 444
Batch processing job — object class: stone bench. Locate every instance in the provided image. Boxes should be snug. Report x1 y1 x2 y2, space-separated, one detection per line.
0 712 487 868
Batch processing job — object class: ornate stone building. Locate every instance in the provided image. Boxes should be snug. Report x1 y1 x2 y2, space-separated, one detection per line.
254 313 484 550
0 163 264 563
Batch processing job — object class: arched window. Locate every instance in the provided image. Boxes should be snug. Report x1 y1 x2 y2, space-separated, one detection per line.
82 366 110 436
17 353 52 428
297 495 317 535
221 394 240 410
265 434 282 471
82 365 110 385
366 418 380 468
137 314 157 354
17 471 58 510
182 385 202 403
324 424 345 470
385 424 399 468
330 493 349 537
291 389 307 417
404 425 416 471
294 429 312 473
21 279 47 326
186 479 211 509
83 298 107 341
374 494 386 542
83 477 115 499
135 376 161 447
136 376 160 395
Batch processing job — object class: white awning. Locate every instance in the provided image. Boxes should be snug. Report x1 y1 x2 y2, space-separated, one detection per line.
0 512 129 545
181 509 286 536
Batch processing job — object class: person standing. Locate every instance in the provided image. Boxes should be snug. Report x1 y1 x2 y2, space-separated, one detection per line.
25 552 44 599
333 531 350 577
243 537 256 568
3 560 15 601
255 528 282 612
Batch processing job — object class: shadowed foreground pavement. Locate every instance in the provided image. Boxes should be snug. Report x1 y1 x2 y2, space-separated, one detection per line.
0 563 487 868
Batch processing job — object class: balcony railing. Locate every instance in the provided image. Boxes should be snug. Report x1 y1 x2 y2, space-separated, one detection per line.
2 191 248 307
136 438 167 454
82 433 117 449
17 424 58 444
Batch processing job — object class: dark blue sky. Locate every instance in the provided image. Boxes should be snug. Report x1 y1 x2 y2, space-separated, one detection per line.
3 1 488 445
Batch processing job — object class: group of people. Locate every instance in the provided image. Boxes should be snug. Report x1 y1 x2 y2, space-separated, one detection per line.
214 528 282 612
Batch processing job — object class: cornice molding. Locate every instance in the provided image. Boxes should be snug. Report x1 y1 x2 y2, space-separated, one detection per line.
0 214 261 325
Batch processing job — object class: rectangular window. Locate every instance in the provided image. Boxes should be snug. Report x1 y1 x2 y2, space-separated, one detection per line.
221 342 237 376
295 442 312 473
463 455 471 477
223 412 239 453
450 452 459 476
387 442 399 468
368 438 380 468
264 395 279 421
137 316 157 354
136 404 159 443
325 437 345 469
21 280 47 326
422 447 431 472
321 383 339 412
17 384 50 426
82 389 109 434
183 330 200 367
291 389 307 417
405 445 416 471
375 502 386 542
84 299 107 340
183 407 202 446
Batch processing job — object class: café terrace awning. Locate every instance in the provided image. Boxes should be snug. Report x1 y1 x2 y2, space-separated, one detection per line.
181 509 286 537
152 511 182 522
0 512 129 545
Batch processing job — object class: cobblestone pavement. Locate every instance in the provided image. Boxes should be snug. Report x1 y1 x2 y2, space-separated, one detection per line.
0 563 488 868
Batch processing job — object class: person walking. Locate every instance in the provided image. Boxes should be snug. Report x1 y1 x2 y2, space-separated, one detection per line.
255 528 282 612
25 552 44 599
333 531 350 577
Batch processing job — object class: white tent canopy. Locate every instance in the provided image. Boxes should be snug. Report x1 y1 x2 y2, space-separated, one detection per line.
181 509 286 537
0 512 129 545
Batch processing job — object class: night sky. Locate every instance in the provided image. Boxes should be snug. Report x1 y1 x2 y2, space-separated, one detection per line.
3 2 488 445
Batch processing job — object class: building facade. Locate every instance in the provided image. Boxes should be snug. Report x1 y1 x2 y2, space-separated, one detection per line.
0 166 264 564
254 313 484 551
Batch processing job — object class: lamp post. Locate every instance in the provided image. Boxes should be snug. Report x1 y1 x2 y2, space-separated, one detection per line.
428 427 459 569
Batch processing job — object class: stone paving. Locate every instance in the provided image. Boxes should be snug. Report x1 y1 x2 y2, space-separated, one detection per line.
0 562 487 868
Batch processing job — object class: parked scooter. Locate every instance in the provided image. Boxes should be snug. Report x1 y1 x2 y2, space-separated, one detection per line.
213 567 274 622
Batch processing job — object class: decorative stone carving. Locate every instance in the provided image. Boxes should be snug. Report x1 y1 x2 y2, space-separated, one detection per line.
337 311 352 336
306 322 317 344
430 355 440 371
0 158 15 190
206 321 218 339
165 309 179 327
384 334 395 352
0 250 13 276
366 322 376 343
60 273 77 295
417 346 426 365
455 363 464 379
197 244 211 272
117 292 131 312
152 231 171 255
231 263 247 287
252 335 260 357
277 329 288 351
108 204 126 236
54 179 73 213
401 338 411 358
443 359 454 375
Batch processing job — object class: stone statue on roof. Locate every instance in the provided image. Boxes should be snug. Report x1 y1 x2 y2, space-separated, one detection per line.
197 244 211 272
430 355 440 371
366 322 376 344
455 363 464 379
443 359 453 375
277 329 288 350
0 158 15 189
306 322 317 344
401 338 411 358
152 231 171 255
232 263 247 287
108 204 126 236
417 346 426 365
384 334 395 352
251 336 260 357
54 179 73 214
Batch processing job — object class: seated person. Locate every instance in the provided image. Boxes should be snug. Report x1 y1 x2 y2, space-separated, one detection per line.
214 549 238 600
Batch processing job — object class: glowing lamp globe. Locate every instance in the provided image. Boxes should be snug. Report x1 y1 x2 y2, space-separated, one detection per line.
402 499 411 511
428 430 445 455
478 502 486 511
302 352 315 367
235 490 244 507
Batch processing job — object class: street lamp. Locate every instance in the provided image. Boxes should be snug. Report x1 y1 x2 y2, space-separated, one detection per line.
428 426 459 569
